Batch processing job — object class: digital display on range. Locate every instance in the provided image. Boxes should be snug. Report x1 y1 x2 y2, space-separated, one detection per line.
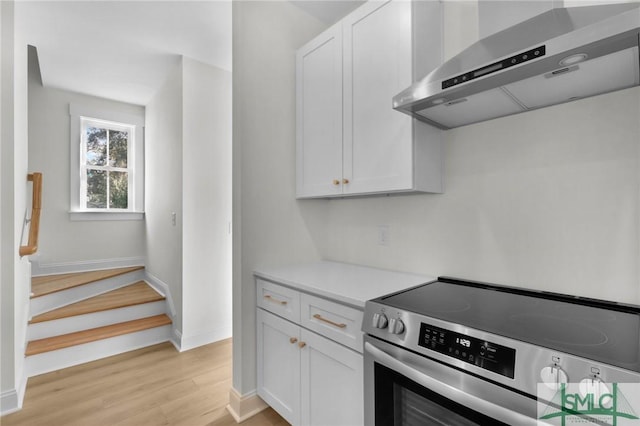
456 337 471 348
418 323 516 379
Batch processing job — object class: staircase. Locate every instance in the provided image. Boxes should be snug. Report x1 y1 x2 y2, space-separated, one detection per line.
26 266 173 377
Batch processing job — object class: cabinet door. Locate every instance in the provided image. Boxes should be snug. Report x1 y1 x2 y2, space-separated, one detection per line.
300 328 364 426
296 24 344 198
257 309 301 426
343 0 414 194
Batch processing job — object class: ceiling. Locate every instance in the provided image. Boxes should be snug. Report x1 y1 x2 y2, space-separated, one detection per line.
15 1 362 107
16 1 232 106
290 1 364 25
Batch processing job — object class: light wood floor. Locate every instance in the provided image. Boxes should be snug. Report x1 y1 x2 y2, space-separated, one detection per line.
3 339 288 426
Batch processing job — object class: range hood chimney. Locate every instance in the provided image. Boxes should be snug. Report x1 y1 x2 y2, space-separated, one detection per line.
393 3 640 130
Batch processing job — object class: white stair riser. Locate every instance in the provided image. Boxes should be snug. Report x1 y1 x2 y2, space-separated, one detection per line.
28 301 168 341
31 258 145 277
30 270 145 316
26 325 172 377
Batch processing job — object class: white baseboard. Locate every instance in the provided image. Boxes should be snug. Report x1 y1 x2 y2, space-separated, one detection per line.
0 373 26 416
178 324 232 352
3 382 26 418
31 256 145 277
144 272 177 318
1 389 20 416
226 387 268 423
171 328 183 351
172 324 232 352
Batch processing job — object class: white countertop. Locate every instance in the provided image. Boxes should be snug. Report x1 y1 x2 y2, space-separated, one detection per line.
254 261 434 308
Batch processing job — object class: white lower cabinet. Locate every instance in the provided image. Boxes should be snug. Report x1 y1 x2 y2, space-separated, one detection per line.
257 292 364 426
300 328 363 426
257 309 301 425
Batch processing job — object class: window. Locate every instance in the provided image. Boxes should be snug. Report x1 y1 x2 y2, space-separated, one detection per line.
81 118 133 210
70 104 144 220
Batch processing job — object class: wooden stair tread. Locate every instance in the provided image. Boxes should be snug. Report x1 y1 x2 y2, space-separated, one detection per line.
31 266 144 298
30 281 165 324
26 314 172 356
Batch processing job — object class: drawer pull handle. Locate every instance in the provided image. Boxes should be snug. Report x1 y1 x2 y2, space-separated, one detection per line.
290 337 298 344
264 295 287 305
313 314 347 329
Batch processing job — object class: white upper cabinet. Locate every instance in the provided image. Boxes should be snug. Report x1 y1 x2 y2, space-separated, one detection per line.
296 25 344 197
343 0 415 195
296 0 444 198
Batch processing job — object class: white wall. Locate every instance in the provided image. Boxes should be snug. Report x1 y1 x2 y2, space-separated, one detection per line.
232 1 327 395
477 0 562 38
181 57 232 349
146 57 233 349
145 63 184 335
1 0 31 413
27 52 146 268
323 87 640 303
1 0 18 412
443 1 478 61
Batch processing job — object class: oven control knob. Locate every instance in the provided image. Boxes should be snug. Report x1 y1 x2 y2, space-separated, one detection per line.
540 365 569 390
579 377 609 399
372 313 388 329
388 318 405 335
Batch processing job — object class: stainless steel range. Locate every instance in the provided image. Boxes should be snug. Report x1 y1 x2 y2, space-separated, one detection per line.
362 277 640 425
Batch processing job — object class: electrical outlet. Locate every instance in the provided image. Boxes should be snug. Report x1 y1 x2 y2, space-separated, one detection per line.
171 212 177 226
378 225 390 246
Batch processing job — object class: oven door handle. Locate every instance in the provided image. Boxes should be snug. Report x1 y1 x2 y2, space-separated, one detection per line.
364 342 542 425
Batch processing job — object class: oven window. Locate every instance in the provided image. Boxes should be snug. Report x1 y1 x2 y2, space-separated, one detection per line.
375 363 508 426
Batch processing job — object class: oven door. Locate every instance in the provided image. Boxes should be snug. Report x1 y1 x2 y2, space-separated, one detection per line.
364 335 542 426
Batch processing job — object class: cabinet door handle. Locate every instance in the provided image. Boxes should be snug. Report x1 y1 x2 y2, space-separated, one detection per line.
290 337 298 344
264 294 287 305
313 314 347 329
332 179 340 186
298 341 307 349
342 178 350 184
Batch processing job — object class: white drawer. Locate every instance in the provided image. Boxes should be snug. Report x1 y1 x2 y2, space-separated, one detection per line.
300 293 363 353
257 279 300 322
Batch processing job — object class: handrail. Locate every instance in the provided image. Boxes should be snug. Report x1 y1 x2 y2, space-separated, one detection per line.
19 172 42 257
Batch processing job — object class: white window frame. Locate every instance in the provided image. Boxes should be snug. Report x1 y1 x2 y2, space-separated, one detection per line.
70 104 144 221
80 117 134 211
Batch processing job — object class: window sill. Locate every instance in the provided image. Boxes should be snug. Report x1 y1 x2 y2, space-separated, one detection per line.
69 211 145 221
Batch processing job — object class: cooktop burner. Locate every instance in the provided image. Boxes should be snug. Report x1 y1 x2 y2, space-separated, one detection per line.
379 277 640 373
507 313 609 347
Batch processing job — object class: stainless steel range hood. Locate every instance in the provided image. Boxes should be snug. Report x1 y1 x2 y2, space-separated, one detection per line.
393 3 640 130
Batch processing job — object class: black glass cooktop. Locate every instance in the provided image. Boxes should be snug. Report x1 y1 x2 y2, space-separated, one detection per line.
378 277 640 373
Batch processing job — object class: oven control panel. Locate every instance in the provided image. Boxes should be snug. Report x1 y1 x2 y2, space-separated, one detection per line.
418 323 516 379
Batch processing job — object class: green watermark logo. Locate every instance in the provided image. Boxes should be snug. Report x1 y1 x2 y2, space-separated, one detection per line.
538 383 640 425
